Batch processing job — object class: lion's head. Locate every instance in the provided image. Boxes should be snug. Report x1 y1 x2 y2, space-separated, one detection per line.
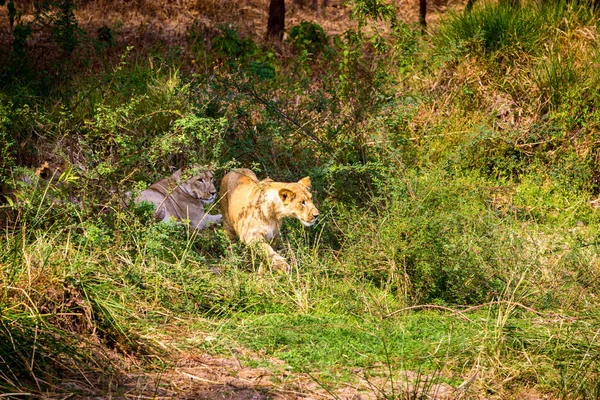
278 176 319 227
175 165 217 205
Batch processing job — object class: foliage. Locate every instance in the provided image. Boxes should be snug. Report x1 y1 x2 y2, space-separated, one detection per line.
43 0 82 55
432 0 600 196
288 21 328 54
347 0 398 27
0 102 15 184
0 0 84 91
336 170 520 304
212 25 258 60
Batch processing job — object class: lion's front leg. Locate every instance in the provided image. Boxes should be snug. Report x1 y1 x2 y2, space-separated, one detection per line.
193 213 223 230
242 238 291 273
256 241 290 273
241 229 290 273
204 213 223 227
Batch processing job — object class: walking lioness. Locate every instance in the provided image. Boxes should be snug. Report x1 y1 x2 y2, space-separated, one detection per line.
136 165 222 230
220 168 319 271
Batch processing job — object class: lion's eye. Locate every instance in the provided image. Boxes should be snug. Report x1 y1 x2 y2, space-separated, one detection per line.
301 200 306 206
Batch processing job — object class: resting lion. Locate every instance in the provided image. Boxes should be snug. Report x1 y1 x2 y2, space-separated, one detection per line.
136 165 222 230
220 168 319 271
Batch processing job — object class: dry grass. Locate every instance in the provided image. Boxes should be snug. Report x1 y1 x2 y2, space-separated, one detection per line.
0 0 469 53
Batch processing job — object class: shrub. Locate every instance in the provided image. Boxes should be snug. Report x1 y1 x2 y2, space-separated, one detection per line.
0 102 15 185
288 22 328 54
212 25 257 60
337 170 521 305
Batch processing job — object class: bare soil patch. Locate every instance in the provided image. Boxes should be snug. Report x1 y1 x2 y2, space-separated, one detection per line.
63 351 458 399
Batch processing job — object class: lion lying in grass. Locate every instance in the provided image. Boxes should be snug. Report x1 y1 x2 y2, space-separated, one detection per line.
220 168 319 272
136 165 222 230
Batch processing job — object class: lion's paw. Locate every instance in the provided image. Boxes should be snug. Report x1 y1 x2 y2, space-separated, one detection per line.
271 255 291 273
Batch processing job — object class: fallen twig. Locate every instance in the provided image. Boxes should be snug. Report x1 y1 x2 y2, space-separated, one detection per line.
385 300 569 322
384 304 474 322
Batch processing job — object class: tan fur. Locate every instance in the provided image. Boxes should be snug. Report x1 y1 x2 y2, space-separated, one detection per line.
136 165 221 230
220 168 319 271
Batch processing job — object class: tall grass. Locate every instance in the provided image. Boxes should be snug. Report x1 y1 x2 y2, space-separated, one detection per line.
435 1 546 62
435 0 597 61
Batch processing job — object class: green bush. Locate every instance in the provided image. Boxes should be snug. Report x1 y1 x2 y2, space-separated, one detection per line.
288 22 328 54
0 103 15 184
337 170 519 305
212 25 257 60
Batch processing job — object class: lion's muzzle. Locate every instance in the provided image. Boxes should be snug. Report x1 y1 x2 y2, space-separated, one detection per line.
201 193 217 205
301 209 319 227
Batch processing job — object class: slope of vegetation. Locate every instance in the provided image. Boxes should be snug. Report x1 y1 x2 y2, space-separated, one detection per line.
2 0 600 398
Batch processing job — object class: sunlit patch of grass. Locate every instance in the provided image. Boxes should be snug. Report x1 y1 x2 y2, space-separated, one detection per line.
435 1 547 63
192 310 480 380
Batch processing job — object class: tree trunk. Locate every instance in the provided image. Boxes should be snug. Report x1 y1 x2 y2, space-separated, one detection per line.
419 0 427 31
267 0 286 42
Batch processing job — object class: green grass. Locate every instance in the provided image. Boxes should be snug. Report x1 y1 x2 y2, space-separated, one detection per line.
210 312 477 372
435 1 546 63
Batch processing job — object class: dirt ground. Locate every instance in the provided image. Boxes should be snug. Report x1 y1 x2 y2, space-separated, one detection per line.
0 0 466 57
119 351 549 399
115 352 457 399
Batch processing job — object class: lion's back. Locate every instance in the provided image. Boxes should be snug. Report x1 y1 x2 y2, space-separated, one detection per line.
136 177 173 221
220 169 259 202
220 169 263 239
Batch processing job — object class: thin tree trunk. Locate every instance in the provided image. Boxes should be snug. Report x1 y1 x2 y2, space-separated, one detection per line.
419 0 427 31
267 0 285 42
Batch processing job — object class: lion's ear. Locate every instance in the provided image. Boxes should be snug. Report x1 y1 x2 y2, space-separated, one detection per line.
172 168 184 184
279 188 296 204
298 176 311 189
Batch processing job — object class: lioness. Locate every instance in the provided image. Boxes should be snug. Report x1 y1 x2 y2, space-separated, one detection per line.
136 165 222 230
220 168 319 271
